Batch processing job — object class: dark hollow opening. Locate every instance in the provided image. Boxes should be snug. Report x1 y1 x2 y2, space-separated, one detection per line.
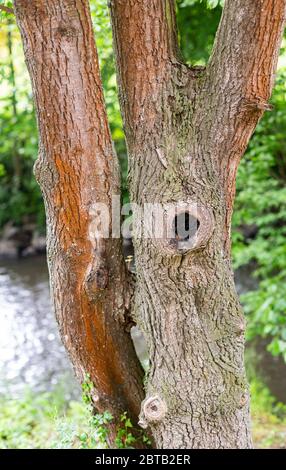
173 212 200 242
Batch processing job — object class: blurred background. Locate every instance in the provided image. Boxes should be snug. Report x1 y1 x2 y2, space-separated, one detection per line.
0 0 286 448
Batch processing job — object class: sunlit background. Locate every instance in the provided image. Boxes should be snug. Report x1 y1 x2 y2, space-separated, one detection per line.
0 0 286 448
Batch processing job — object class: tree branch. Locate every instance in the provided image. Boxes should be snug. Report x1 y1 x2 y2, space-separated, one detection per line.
109 0 180 139
210 0 286 100
202 0 286 164
14 0 144 429
194 0 286 254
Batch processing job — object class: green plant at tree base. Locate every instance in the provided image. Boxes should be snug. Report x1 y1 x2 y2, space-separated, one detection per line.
114 412 136 449
0 378 284 449
80 374 151 449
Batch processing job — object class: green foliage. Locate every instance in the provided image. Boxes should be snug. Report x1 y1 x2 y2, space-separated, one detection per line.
232 69 286 361
179 0 224 9
80 374 147 449
0 2 14 21
114 412 136 449
251 377 286 420
0 21 44 229
250 377 286 448
90 0 128 203
177 0 222 65
0 388 69 449
81 373 95 405
0 379 144 449
0 380 283 449
80 374 113 447
0 106 43 227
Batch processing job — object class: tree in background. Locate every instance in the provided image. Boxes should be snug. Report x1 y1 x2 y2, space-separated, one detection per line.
1 0 285 448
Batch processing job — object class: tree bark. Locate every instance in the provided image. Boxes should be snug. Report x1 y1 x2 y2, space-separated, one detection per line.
109 0 286 448
13 0 286 449
13 0 145 441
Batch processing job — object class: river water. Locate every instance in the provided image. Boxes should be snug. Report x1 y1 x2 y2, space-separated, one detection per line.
0 256 78 399
0 255 285 403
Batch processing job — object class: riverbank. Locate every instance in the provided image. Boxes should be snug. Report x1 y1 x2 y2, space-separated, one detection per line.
1 255 286 449
0 380 285 449
0 221 46 259
1 254 286 401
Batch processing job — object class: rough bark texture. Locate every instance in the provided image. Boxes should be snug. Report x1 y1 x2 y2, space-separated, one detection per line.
109 0 286 448
13 0 286 449
13 0 144 437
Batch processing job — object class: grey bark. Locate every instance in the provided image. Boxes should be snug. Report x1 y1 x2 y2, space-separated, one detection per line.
109 0 286 448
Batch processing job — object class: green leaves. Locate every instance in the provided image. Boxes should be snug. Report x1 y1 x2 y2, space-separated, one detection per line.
179 0 224 9
115 412 136 449
233 68 286 362
177 0 222 65
0 18 44 228
89 0 128 201
0 1 14 21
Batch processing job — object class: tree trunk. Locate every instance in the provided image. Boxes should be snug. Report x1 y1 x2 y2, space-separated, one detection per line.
109 0 286 448
13 0 286 449
13 0 144 442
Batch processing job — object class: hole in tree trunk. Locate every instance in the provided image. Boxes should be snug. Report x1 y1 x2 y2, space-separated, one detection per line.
173 212 200 242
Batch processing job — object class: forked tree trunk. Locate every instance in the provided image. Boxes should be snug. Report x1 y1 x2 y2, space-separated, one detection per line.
14 0 286 449
109 0 286 448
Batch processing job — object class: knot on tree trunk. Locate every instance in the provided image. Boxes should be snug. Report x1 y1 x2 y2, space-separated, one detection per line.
33 153 58 189
138 395 167 429
156 202 214 256
84 261 109 301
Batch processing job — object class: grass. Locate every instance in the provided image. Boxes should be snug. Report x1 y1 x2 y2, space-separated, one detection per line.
0 389 90 449
250 379 286 448
0 379 285 449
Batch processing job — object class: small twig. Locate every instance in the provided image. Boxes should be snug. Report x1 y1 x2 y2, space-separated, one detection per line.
0 5 14 15
241 96 274 113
